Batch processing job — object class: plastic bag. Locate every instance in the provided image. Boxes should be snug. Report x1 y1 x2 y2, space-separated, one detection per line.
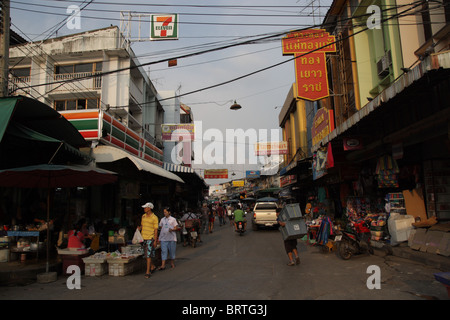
132 228 144 244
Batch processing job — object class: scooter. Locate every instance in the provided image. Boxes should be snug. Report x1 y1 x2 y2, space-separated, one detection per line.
182 220 200 247
235 221 246 236
335 220 373 260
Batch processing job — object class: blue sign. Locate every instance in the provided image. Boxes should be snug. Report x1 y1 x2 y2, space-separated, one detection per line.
246 170 261 179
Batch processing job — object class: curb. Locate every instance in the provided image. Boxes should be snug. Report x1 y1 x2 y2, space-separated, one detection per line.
391 246 450 271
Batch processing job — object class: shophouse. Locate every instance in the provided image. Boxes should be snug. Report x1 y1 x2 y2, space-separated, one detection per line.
7 26 205 226
279 0 450 222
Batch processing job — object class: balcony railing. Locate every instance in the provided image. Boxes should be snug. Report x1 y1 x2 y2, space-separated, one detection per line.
52 72 102 92
8 76 31 95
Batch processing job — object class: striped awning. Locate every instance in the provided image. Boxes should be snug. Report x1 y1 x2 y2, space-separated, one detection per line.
164 162 195 173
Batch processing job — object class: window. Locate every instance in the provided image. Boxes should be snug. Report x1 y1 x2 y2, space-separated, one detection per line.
55 62 102 74
10 67 30 77
54 98 100 111
254 204 278 210
74 63 93 73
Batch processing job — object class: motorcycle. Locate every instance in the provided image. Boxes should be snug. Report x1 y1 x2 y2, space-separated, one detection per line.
235 221 245 236
183 219 200 247
335 219 374 260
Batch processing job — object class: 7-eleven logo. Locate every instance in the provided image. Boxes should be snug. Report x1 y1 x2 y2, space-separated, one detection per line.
151 14 179 40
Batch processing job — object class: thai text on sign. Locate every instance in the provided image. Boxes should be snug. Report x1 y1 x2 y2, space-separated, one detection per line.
255 141 288 156
282 29 336 101
204 169 228 179
311 108 335 146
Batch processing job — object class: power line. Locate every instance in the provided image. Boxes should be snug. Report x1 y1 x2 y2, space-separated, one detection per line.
10 1 442 101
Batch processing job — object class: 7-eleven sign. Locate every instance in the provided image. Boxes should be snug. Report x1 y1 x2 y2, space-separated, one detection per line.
150 14 179 40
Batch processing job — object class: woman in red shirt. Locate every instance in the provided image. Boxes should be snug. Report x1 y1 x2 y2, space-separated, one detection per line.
67 219 88 249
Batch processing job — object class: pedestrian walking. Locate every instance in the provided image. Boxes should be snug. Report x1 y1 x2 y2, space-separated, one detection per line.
139 202 159 278
217 203 225 226
208 206 215 233
200 203 210 235
227 205 234 226
158 207 179 270
276 208 300 266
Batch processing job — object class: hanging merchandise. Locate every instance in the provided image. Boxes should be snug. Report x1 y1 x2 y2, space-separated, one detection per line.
376 155 399 188
316 216 334 245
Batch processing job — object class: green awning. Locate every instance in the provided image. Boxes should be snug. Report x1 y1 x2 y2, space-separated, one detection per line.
0 96 92 164
7 122 93 161
0 98 19 143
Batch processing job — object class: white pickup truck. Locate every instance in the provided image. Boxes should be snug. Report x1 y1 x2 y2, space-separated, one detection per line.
251 202 278 230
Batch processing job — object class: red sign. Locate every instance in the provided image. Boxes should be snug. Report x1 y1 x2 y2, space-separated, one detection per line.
311 108 335 146
204 169 228 179
280 175 297 188
282 29 336 101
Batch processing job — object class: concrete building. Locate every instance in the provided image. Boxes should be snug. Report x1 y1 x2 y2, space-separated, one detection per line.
278 0 450 221
6 26 202 220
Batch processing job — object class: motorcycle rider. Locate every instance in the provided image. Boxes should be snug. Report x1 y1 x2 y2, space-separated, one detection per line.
233 204 246 232
180 210 202 245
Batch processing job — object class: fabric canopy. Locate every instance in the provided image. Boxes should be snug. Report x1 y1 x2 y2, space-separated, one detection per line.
93 145 184 183
0 98 18 142
164 162 195 173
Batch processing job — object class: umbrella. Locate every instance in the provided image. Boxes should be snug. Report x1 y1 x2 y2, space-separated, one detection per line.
241 197 256 202
256 197 278 202
0 164 117 274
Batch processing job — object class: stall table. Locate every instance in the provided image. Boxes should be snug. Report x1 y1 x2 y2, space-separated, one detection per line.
57 248 90 274
7 231 40 262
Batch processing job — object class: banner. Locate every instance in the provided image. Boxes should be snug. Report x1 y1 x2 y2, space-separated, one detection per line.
255 141 288 155
204 169 228 179
161 124 194 141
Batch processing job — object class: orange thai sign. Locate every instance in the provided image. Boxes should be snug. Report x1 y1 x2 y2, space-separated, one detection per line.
282 29 336 101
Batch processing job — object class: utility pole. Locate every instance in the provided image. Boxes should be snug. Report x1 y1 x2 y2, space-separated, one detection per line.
0 0 10 97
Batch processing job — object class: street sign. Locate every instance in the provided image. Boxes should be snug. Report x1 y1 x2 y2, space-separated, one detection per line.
150 14 179 40
282 29 336 101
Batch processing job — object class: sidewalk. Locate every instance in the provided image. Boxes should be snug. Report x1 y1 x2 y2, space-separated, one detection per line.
390 243 450 271
0 258 61 286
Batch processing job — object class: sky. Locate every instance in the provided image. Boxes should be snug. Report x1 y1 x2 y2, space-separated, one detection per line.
9 0 332 185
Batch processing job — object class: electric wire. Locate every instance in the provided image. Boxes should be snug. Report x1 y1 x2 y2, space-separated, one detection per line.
9 1 446 105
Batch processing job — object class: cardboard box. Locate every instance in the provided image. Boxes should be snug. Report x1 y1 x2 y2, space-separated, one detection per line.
410 228 427 251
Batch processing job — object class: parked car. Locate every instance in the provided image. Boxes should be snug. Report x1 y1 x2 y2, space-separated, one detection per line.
251 201 278 230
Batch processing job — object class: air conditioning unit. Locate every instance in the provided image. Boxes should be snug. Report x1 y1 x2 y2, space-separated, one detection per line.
377 51 392 78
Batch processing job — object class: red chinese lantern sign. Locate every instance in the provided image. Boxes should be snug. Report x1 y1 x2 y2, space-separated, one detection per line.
282 29 336 101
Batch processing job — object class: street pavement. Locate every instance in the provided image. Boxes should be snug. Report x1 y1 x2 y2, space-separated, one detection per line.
0 219 448 301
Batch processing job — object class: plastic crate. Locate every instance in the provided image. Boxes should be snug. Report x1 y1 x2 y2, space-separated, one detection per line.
280 218 307 240
279 203 303 221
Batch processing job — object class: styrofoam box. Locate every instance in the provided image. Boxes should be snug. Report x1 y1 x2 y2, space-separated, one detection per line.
82 257 107 276
388 214 415 243
107 257 144 276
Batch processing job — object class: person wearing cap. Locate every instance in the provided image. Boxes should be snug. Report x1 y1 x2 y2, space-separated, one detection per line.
139 202 159 279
